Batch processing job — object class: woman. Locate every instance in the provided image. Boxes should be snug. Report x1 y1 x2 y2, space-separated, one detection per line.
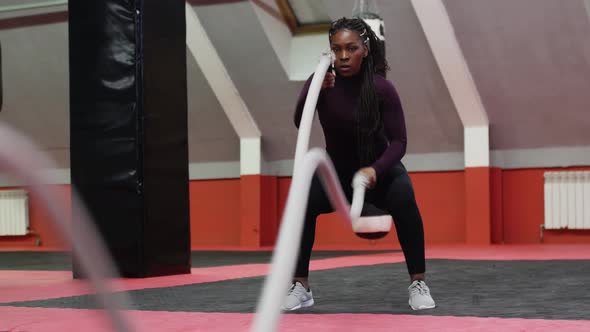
283 17 436 311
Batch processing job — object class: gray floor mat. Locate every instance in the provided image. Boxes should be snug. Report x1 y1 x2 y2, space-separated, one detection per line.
5 259 590 320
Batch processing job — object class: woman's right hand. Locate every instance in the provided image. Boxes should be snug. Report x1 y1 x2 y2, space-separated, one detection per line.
321 72 335 90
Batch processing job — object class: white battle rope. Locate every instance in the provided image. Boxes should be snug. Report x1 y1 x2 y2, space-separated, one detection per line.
250 51 391 332
291 50 334 177
0 122 136 332
291 50 368 226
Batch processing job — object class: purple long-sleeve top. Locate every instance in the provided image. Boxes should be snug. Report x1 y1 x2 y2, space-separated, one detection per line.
294 73 407 180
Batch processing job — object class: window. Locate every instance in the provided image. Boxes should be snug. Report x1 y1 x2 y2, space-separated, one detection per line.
276 0 331 34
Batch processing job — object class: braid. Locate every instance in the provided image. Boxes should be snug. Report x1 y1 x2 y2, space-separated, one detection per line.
329 18 390 167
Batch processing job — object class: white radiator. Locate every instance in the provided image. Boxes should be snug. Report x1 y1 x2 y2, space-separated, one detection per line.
0 190 30 236
544 171 590 230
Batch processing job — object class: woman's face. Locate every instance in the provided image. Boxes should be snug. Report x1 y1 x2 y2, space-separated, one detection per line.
330 29 368 77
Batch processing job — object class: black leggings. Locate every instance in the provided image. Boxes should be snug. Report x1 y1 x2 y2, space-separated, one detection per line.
294 162 426 277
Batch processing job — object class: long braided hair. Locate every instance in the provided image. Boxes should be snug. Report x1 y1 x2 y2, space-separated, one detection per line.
329 17 390 167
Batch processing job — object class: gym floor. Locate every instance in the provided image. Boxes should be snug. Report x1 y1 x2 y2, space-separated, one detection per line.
1 245 589 331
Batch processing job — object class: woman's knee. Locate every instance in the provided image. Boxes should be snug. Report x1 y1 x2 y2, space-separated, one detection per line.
384 174 418 208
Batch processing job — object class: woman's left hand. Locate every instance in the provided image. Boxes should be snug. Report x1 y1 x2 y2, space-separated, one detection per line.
358 167 377 188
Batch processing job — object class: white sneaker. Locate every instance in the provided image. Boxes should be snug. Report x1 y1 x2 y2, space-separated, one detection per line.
408 280 436 310
281 281 314 311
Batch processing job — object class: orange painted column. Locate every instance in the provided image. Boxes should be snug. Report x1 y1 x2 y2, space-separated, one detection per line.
259 176 279 247
465 167 492 244
240 175 278 248
490 167 504 244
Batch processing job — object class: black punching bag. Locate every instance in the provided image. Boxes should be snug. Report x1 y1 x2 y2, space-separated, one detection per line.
68 0 191 278
0 42 3 112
